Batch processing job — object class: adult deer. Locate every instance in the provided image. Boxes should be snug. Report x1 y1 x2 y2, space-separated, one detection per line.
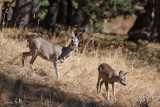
97 63 129 100
22 31 79 79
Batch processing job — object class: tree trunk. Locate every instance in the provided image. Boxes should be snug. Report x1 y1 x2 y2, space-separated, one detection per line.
154 0 160 41
0 2 3 28
44 0 61 29
4 2 13 21
32 0 41 17
9 0 40 30
80 15 93 34
9 0 32 30
29 0 41 28
56 0 68 24
43 0 93 34
70 9 85 26
128 0 160 42
127 0 156 42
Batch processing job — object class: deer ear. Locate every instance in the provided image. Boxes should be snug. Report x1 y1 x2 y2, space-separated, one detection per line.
123 72 129 76
119 71 123 75
71 31 75 38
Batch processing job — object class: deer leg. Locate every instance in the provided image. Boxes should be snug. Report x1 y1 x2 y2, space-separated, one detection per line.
112 83 116 100
30 52 38 72
96 74 101 93
22 52 31 67
104 81 109 100
99 80 104 93
54 59 59 79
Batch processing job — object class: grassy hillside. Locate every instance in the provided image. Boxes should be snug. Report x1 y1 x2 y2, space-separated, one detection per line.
0 28 160 107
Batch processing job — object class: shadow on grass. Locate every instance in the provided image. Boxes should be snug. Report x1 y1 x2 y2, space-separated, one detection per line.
0 72 113 107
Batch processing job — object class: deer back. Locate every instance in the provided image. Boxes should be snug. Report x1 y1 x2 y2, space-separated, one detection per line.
98 63 117 81
28 37 63 60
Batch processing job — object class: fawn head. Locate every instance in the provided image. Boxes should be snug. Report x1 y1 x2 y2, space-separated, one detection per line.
119 71 129 86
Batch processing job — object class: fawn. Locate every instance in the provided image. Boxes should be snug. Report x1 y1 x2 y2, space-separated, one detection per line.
97 63 129 99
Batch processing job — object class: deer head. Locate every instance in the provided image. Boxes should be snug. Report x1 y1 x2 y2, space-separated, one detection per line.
119 71 129 85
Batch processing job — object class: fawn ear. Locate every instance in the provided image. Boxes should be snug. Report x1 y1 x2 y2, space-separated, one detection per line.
71 31 75 38
123 72 129 76
119 71 123 75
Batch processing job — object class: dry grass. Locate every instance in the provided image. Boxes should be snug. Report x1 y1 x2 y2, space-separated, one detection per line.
0 28 160 107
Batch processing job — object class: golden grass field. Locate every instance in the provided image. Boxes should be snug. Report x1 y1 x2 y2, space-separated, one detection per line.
0 28 160 107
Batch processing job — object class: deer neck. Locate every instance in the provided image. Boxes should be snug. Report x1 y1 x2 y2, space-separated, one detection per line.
112 75 120 83
58 44 75 60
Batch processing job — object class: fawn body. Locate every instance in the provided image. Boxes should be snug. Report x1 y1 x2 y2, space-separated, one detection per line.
97 63 129 99
22 31 79 79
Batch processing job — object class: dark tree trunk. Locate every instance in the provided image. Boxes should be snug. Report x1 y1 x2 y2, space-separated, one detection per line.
70 10 85 26
31 0 41 17
0 2 3 27
154 0 160 41
9 0 41 30
128 0 156 42
44 0 61 29
66 0 72 26
4 2 13 21
80 15 93 34
57 0 68 24
0 1 13 29
43 0 93 34
128 0 160 42
9 0 32 30
70 10 93 34
29 0 41 28
2 2 13 29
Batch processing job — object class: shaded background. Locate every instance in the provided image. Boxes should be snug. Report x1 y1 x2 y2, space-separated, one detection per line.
0 0 160 42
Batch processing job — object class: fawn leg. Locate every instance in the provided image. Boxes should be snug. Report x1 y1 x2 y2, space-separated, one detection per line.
99 80 104 93
96 74 101 93
112 83 116 100
105 81 109 100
